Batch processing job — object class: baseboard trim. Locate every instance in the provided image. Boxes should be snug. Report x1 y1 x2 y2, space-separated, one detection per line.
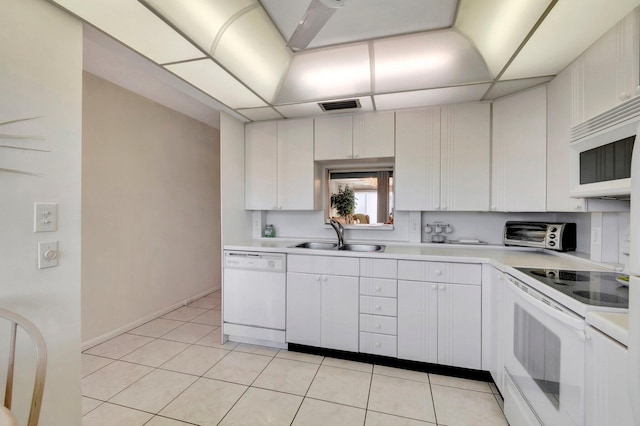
81 286 219 351
288 343 493 383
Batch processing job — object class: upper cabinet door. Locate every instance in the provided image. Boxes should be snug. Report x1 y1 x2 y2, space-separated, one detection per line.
492 85 547 212
547 68 586 212
277 119 317 210
440 103 491 211
245 121 278 210
314 115 353 161
352 111 395 159
395 108 441 211
572 8 640 125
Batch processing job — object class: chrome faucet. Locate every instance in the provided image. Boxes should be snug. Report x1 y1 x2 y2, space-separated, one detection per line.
329 218 345 249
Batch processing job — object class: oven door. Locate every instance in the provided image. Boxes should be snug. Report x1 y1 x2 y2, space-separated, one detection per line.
504 275 585 426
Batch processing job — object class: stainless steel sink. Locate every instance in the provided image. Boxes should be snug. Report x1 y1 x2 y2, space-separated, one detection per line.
291 242 338 250
339 244 385 252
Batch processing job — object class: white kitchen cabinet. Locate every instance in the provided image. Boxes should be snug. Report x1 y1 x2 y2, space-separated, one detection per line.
314 112 394 161
245 121 277 210
492 85 547 212
352 112 395 159
286 255 359 352
245 119 319 210
359 258 398 357
572 8 640 125
395 103 490 211
585 325 635 426
482 266 505 393
547 67 587 212
397 260 481 370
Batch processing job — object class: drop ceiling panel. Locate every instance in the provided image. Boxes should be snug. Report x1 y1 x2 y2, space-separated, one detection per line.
276 43 371 103
374 84 491 111
373 31 492 93
261 0 456 49
483 76 553 100
214 7 292 102
456 0 553 78
275 97 373 118
165 60 267 109
142 0 256 56
51 0 204 64
502 0 640 80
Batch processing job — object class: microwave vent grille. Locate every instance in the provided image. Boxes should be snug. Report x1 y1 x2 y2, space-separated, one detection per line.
571 96 640 141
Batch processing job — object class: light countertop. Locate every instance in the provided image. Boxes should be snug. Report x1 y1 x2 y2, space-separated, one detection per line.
224 239 610 270
587 311 629 346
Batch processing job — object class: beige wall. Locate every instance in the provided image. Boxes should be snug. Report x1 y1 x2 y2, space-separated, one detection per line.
82 72 221 345
0 0 83 424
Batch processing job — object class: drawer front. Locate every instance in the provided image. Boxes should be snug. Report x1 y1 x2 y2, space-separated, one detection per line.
360 296 397 316
287 254 359 276
397 260 481 285
429 262 481 285
360 258 397 279
360 332 397 357
360 277 397 297
360 314 397 335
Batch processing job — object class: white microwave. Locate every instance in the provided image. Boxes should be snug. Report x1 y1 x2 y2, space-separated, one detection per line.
570 114 639 199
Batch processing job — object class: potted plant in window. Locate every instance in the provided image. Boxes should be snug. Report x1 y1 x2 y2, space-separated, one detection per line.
330 184 356 224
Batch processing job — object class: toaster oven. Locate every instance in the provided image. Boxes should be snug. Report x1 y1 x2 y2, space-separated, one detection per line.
503 221 576 251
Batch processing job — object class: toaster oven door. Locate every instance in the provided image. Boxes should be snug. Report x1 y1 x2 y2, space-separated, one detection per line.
505 224 548 245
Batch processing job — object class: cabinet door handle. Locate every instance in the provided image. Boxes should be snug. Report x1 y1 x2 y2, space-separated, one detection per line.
431 284 438 290
315 276 321 281
375 305 381 310
375 323 381 329
322 276 327 282
439 285 446 291
375 341 381 347
375 286 381 292
434 269 442 276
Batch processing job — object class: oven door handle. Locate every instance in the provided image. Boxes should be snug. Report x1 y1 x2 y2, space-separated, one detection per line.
507 280 584 332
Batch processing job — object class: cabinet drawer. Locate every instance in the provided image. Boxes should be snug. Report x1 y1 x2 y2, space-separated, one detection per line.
360 277 397 297
288 254 359 276
360 296 397 316
360 314 397 335
360 332 397 357
397 260 481 285
360 258 397 279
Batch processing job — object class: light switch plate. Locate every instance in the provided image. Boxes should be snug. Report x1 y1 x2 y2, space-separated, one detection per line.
38 241 58 269
34 203 57 232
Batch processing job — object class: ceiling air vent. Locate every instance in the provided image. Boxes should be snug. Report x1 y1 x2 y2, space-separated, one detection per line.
319 99 361 111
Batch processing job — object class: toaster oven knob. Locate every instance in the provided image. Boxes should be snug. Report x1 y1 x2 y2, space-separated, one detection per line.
549 241 556 247
550 227 558 232
549 234 556 239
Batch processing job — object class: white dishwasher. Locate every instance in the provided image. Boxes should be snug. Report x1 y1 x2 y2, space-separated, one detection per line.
223 251 287 345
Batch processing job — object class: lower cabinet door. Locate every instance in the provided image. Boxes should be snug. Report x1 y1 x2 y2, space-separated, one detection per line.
360 332 397 357
585 326 635 425
397 280 438 363
321 275 359 352
437 283 481 369
286 272 321 346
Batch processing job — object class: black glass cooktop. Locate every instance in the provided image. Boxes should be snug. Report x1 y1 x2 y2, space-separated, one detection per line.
515 268 629 308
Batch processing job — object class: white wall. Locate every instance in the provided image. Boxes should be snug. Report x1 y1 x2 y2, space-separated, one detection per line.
0 0 82 424
82 72 221 345
220 112 252 244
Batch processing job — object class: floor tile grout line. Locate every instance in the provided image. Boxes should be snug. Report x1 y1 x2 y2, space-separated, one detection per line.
285 352 324 425
428 376 440 425
366 408 439 424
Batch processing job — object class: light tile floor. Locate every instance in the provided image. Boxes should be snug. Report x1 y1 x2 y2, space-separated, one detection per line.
81 290 507 426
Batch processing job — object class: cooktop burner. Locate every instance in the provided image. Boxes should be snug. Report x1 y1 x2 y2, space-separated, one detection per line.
515 268 629 309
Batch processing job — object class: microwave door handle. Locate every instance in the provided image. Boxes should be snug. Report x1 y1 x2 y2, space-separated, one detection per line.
507 281 584 332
